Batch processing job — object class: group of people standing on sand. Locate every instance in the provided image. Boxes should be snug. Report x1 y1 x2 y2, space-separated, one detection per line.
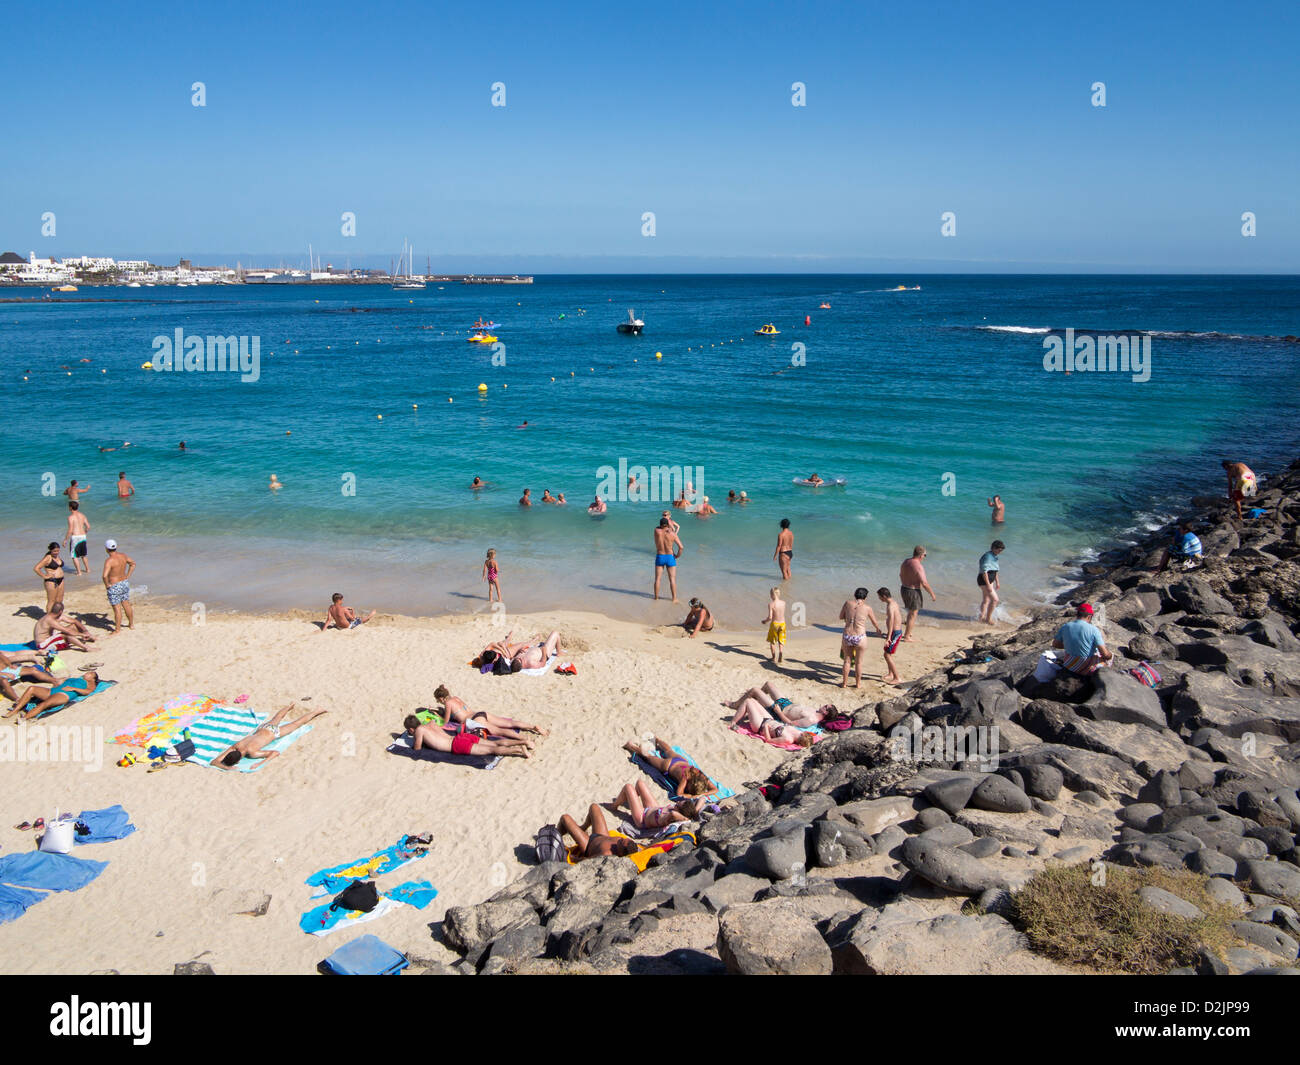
32 478 138 634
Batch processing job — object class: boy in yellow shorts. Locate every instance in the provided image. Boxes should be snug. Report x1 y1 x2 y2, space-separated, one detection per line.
763 587 787 664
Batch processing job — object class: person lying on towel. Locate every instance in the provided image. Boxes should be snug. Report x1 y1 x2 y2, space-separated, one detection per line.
475 630 563 672
3 670 101 722
403 715 532 759
559 803 641 860
433 684 547 740
622 736 718 800
211 704 328 768
0 650 57 704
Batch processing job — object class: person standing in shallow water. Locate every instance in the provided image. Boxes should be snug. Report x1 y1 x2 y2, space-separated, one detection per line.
653 517 684 603
774 518 793 580
978 540 1005 624
988 495 1005 523
899 545 936 643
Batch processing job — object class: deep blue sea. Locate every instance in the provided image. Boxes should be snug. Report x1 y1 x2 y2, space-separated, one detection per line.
3 275 1298 625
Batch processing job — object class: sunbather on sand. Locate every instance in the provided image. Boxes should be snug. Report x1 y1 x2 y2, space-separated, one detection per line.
402 715 531 758
623 736 718 798
0 657 56 704
611 780 703 830
319 593 375 632
0 649 55 686
722 681 836 728
4 671 100 722
211 704 328 768
34 604 96 652
433 684 548 740
728 702 816 747
478 630 562 671
559 803 640 859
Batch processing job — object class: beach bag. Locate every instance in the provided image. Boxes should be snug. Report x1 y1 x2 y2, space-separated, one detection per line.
318 934 409 976
535 824 566 864
1032 652 1062 683
330 879 379 914
1129 661 1162 688
173 739 196 760
39 817 77 854
822 712 852 732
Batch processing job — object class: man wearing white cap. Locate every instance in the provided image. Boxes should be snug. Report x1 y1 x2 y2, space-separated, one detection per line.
102 539 136 633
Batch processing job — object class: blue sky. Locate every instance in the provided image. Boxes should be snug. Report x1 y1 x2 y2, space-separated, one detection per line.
4 0 1298 271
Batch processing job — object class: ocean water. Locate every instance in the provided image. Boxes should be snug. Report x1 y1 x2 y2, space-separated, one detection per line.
2 275 1298 626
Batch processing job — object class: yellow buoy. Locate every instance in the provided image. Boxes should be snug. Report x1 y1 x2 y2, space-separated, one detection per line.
141 362 152 369
503 383 508 389
412 404 418 410
448 397 453 403
377 414 383 419
286 430 291 435
655 353 662 360
477 383 488 392
551 376 555 381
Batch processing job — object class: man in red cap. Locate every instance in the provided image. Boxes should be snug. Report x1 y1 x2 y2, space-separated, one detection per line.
1051 603 1112 676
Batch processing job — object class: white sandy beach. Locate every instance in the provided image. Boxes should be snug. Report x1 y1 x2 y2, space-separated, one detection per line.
0 583 975 974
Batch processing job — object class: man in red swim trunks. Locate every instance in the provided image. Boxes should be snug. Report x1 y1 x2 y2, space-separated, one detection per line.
402 715 532 758
33 604 96 652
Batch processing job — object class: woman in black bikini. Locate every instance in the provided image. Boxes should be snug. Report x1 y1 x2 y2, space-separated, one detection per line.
34 542 65 610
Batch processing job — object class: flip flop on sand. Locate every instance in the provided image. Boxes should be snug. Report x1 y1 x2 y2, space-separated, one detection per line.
79 663 104 671
33 818 45 831
13 822 31 831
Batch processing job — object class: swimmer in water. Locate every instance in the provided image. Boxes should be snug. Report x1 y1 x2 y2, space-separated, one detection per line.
806 473 824 486
470 476 485 489
269 474 283 491
517 420 529 429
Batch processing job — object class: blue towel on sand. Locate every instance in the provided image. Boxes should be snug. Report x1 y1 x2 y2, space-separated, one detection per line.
74 805 137 845
0 642 38 653
387 880 439 909
33 679 116 719
319 934 409 975
306 840 428 896
633 746 736 802
0 851 108 892
0 884 48 925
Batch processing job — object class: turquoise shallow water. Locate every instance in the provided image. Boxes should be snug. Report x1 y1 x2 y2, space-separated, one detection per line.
2 275 1298 624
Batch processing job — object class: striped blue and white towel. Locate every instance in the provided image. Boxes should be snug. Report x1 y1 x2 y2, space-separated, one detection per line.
185 705 313 772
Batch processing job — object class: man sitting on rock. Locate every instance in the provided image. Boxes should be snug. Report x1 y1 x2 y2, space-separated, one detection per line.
1156 522 1203 573
1052 602 1113 677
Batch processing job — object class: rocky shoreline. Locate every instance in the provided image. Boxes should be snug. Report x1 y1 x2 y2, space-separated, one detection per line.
433 459 1300 975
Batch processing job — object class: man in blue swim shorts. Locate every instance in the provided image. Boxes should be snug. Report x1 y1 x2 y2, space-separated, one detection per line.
653 517 684 603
